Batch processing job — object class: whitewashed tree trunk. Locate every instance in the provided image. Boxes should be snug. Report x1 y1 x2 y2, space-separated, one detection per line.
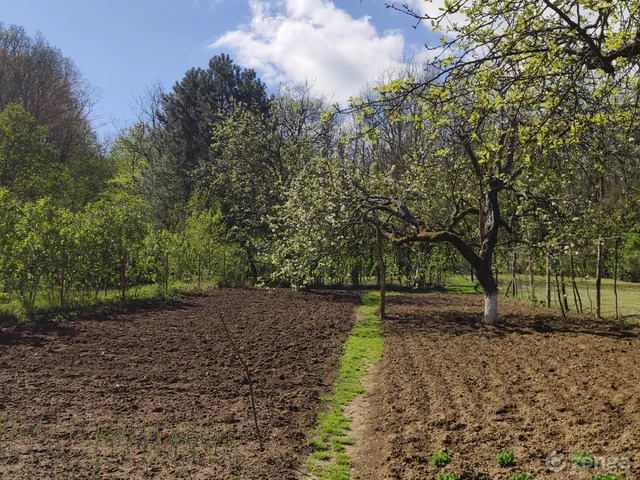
483 291 498 325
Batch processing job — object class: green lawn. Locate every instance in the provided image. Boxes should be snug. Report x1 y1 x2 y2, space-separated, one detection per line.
446 273 640 323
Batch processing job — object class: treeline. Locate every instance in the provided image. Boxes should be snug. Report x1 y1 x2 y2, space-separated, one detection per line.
2 4 640 323
0 196 247 314
0 23 355 318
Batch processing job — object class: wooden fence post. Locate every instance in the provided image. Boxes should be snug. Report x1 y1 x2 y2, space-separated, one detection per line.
546 248 551 308
614 237 620 321
121 251 127 303
528 230 535 305
60 248 68 308
560 259 569 313
555 272 567 321
376 227 386 320
595 236 603 320
164 252 169 292
223 249 227 287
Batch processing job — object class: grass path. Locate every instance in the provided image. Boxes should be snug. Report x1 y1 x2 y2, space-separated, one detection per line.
305 293 383 480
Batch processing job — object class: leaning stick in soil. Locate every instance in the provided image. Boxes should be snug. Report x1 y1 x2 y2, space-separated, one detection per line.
555 273 567 322
218 314 264 452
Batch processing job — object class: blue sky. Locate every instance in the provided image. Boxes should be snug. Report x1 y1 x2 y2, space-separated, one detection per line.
0 0 441 139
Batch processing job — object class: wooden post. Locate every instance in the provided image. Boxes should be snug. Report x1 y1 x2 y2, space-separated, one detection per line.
528 231 535 305
614 237 620 321
584 273 593 315
121 251 127 303
164 252 169 292
570 254 582 313
555 272 567 321
511 250 517 298
546 248 551 308
595 236 603 320
60 248 68 308
376 227 386 320
223 249 227 287
560 270 569 312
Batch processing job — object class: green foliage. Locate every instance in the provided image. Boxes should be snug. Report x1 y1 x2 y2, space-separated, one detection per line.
0 199 70 312
435 473 461 480
430 452 453 468
0 197 245 320
309 438 328 452
571 452 596 469
593 474 625 480
0 105 59 201
312 450 331 461
0 25 111 208
496 450 516 467
510 473 531 480
154 54 270 226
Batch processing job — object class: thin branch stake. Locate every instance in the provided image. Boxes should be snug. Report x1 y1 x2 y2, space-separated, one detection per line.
219 314 264 452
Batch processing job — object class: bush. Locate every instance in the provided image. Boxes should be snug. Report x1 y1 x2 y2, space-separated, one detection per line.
497 450 516 467
593 474 626 480
511 473 531 480
430 452 453 468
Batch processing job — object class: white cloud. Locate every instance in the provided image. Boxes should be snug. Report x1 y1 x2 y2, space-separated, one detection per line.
210 0 407 104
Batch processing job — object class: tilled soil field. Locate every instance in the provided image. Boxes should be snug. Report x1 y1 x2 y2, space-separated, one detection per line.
0 289 359 479
352 293 640 479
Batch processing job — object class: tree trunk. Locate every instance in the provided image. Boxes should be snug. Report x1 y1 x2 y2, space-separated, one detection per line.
476 266 499 325
376 227 386 320
351 266 360 287
245 247 258 285
477 185 501 325
484 290 498 325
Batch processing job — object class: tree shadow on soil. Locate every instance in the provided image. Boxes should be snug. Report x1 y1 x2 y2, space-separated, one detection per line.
384 294 639 340
0 297 195 347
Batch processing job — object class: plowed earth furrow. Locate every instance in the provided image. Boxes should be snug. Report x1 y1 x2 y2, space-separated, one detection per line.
0 289 359 479
352 293 640 479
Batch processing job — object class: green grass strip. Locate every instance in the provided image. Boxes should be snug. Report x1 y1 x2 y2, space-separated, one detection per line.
306 292 384 480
